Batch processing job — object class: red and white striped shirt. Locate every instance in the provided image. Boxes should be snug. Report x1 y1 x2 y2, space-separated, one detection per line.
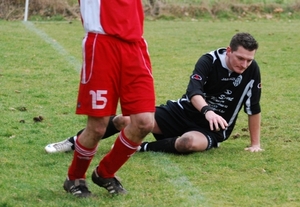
78 0 144 42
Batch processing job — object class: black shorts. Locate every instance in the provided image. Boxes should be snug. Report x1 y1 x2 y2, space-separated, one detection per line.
154 101 221 150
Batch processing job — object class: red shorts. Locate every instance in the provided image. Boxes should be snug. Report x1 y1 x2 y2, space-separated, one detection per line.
76 33 155 116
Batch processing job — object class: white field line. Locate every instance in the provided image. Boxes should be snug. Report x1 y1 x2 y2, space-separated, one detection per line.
148 155 209 207
23 21 208 206
22 21 81 73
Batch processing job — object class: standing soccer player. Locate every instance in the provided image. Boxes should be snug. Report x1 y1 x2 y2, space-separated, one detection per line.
62 0 156 197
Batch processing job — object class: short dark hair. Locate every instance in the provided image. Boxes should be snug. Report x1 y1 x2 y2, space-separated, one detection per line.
230 33 258 51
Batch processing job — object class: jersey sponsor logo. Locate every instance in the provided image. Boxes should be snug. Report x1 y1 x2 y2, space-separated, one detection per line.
233 75 242 87
219 94 234 101
224 89 232 95
191 74 202 81
221 77 235 81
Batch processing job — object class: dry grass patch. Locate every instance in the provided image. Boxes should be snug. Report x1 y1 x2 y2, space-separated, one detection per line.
0 0 78 20
1 0 300 20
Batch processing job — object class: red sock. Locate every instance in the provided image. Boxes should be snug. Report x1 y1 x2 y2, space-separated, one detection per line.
97 130 140 178
68 135 98 180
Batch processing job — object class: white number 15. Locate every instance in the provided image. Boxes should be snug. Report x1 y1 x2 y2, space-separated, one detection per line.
90 90 108 109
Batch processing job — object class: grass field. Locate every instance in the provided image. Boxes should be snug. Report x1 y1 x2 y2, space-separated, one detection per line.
0 18 300 207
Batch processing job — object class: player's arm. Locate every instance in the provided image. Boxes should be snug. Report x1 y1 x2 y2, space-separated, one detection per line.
190 95 228 131
188 54 228 131
245 113 263 152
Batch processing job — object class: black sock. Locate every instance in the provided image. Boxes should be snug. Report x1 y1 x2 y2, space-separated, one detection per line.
67 135 77 150
141 137 180 154
76 129 84 136
102 115 119 139
70 115 119 142
67 129 84 150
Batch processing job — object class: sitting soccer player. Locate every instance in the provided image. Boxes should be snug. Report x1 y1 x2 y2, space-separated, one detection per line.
45 32 263 155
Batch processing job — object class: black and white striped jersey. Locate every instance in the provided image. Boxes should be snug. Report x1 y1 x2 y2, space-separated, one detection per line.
177 48 261 141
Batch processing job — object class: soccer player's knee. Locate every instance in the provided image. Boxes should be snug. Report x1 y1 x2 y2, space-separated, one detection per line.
113 115 130 130
86 126 106 141
136 117 154 136
176 136 194 152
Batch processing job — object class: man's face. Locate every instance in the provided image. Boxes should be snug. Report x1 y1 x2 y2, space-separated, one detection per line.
226 46 256 74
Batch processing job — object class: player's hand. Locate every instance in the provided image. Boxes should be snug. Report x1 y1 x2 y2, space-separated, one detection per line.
244 145 263 152
205 111 228 131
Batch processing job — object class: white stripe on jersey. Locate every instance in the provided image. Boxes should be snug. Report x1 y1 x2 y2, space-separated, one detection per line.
223 80 254 139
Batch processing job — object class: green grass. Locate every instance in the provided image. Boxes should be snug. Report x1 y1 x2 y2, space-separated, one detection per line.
0 18 300 207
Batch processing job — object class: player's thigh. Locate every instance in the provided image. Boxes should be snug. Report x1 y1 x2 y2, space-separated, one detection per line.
152 121 163 135
152 104 186 136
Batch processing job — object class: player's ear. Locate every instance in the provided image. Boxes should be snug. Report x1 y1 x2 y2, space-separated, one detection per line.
226 46 232 54
226 47 232 59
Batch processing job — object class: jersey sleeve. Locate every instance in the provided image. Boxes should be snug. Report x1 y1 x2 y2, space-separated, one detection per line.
185 53 213 100
243 61 262 115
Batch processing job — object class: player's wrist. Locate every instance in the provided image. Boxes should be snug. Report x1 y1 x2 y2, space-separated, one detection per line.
200 105 214 115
